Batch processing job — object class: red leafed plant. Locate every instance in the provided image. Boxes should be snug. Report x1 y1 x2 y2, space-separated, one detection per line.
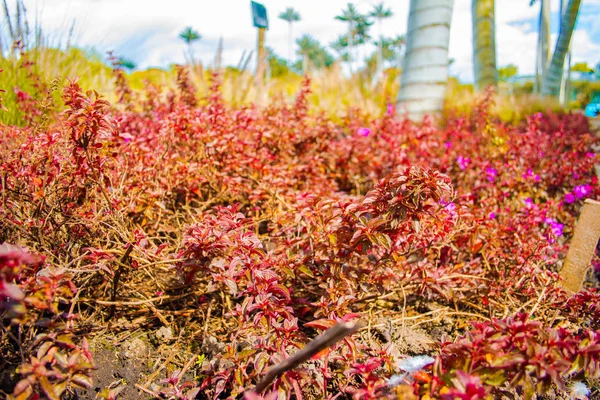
1 64 599 400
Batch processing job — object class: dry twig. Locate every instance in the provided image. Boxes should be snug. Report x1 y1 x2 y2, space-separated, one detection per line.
252 320 364 394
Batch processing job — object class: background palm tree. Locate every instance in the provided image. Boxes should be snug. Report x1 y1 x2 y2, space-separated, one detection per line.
369 3 393 78
279 7 301 63
397 0 454 120
541 0 581 96
558 0 573 105
390 34 406 70
352 14 373 62
531 0 551 92
331 35 350 64
472 0 497 90
296 35 333 74
179 26 201 65
372 35 405 71
335 3 361 72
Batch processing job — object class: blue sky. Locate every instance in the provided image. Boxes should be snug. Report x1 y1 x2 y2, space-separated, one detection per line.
508 2 600 46
11 0 600 82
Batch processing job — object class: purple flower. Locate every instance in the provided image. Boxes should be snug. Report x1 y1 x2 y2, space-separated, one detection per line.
445 141 451 149
524 198 534 208
545 218 564 237
564 193 576 204
386 103 394 116
573 184 591 199
485 167 498 182
457 156 470 170
489 212 497 219
357 127 371 137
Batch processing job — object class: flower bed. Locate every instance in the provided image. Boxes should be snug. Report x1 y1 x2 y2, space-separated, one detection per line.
1 71 599 399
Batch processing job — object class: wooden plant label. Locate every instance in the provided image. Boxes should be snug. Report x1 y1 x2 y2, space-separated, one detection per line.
561 199 600 293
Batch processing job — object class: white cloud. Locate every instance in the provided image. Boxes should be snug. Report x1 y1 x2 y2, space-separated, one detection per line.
10 0 600 81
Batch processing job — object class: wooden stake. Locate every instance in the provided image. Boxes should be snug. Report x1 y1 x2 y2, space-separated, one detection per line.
255 27 266 85
561 199 600 293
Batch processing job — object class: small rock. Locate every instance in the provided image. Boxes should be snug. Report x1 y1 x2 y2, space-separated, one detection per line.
122 337 148 360
156 326 174 342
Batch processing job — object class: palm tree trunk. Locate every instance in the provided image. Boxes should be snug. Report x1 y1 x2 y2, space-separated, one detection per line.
377 18 383 77
397 0 454 120
541 0 581 96
540 0 551 75
188 43 195 66
347 23 353 73
564 51 572 103
558 0 572 105
472 0 497 90
303 53 308 75
288 22 293 62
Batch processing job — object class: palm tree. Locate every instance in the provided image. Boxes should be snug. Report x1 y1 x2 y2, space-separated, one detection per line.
531 0 551 92
369 3 393 77
558 0 572 104
472 0 497 90
296 35 333 74
335 3 361 72
331 35 350 63
390 35 406 70
397 0 454 120
279 7 301 63
179 26 201 65
540 0 581 96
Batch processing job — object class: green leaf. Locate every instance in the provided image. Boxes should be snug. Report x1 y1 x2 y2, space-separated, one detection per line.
298 265 314 277
238 348 257 361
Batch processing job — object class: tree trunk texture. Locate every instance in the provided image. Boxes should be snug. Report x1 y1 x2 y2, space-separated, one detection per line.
541 0 581 96
535 0 551 92
397 0 454 120
472 0 497 90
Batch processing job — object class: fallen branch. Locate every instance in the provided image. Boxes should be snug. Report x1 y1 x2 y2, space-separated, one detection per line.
252 320 364 394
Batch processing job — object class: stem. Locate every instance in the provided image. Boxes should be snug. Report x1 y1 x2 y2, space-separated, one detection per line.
252 321 364 393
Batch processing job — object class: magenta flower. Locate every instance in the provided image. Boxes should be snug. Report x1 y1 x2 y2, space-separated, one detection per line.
545 218 564 237
386 103 394 116
573 184 591 199
357 127 371 137
485 167 498 182
457 156 470 170
489 212 496 219
524 198 534 208
445 141 451 149
564 193 576 204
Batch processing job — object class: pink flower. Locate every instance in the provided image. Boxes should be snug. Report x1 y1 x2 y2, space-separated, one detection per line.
545 218 564 237
564 193 576 204
485 167 497 182
445 141 451 149
357 127 371 137
386 103 394 116
457 156 470 170
573 184 591 199
489 212 496 219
